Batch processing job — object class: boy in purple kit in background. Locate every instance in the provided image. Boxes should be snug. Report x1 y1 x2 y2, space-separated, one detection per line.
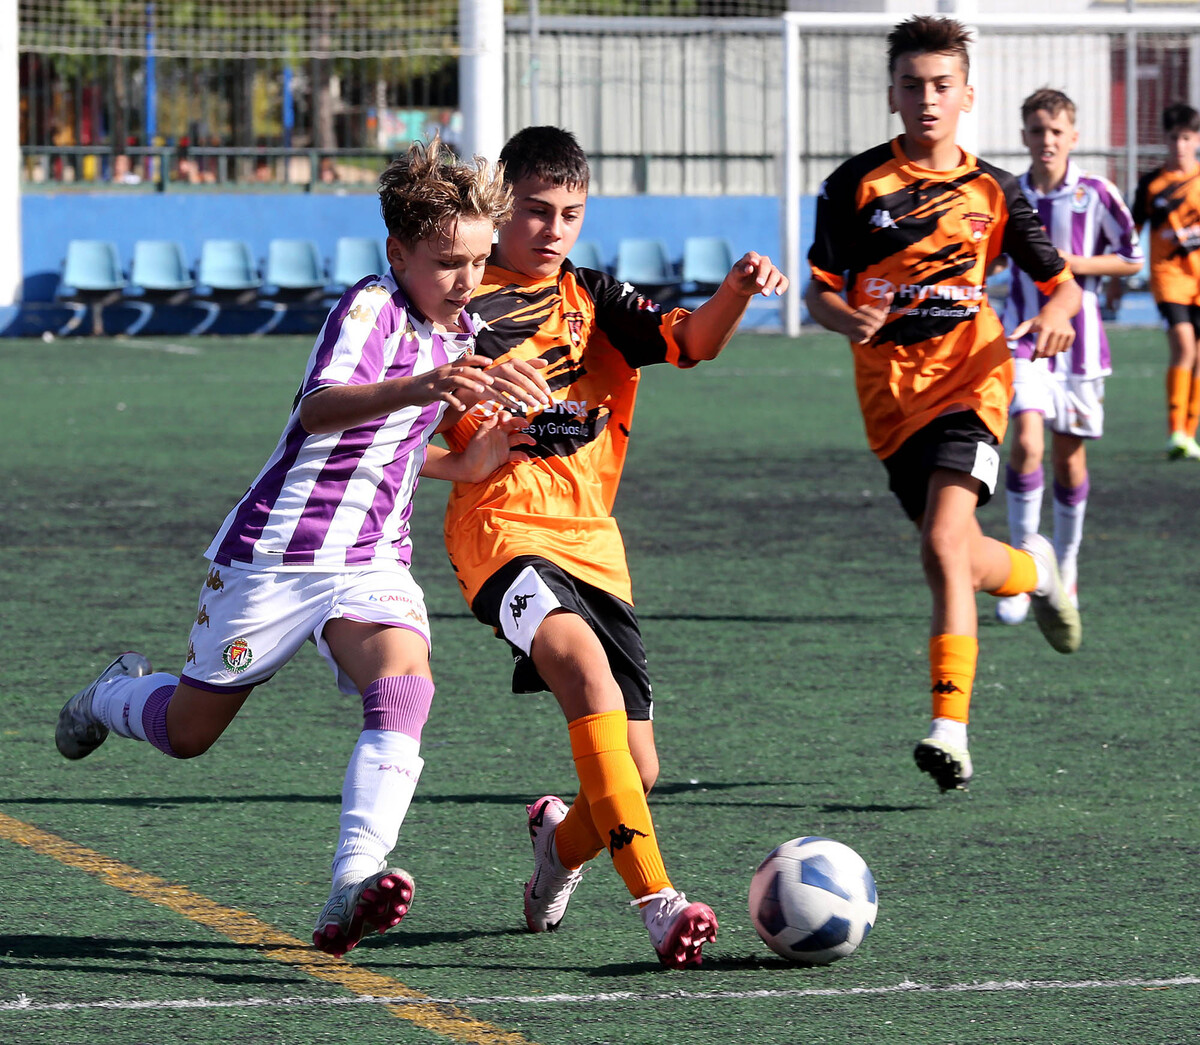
996 88 1143 624
54 138 552 957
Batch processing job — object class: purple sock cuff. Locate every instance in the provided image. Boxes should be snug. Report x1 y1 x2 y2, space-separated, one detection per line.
362 675 435 740
141 684 179 758
1053 475 1090 506
1006 463 1044 494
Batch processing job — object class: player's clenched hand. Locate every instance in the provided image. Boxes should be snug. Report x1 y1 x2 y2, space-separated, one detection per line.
727 252 790 298
846 292 894 344
413 353 495 411
484 355 554 415
456 410 536 481
1012 308 1076 359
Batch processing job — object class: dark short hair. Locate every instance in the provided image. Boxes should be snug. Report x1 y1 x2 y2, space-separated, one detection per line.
886 15 972 80
1021 88 1076 125
499 126 590 191
1163 102 1200 134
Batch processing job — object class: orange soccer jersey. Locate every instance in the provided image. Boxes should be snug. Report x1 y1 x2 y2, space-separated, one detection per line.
443 262 693 608
1132 164 1200 305
808 138 1071 459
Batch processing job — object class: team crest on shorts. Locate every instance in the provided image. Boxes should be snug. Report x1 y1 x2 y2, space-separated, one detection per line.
222 637 254 673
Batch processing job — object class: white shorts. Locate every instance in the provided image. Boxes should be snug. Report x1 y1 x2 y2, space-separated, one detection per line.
181 564 431 695
1010 357 1105 440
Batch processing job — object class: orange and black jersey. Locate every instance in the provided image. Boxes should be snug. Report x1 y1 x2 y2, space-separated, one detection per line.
1132 165 1200 305
443 260 692 607
809 138 1070 459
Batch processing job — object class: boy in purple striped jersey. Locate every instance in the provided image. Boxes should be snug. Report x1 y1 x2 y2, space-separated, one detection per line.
996 89 1144 624
54 138 552 957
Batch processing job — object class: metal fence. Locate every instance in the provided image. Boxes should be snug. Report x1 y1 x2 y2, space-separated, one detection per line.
18 1 1200 197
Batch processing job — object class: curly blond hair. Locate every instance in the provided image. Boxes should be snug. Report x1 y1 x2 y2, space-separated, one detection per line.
378 136 513 245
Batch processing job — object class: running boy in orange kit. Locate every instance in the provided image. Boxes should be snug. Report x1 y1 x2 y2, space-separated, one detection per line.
805 16 1083 792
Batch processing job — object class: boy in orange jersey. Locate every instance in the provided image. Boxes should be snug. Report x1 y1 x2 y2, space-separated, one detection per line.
1132 103 1200 459
805 15 1083 792
440 125 787 967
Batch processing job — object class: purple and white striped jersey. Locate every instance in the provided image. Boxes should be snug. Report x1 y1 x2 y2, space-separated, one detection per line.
205 271 475 571
1002 160 1143 377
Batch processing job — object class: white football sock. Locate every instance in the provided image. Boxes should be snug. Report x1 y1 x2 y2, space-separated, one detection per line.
1006 476 1044 548
91 672 179 741
1052 493 1087 593
332 729 423 891
928 717 968 749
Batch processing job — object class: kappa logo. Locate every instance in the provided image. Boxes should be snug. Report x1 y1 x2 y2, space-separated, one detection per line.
608 823 648 853
195 604 210 628
869 208 898 229
222 637 254 673
931 679 963 695
205 568 224 591
964 211 994 241
186 641 197 665
510 591 533 622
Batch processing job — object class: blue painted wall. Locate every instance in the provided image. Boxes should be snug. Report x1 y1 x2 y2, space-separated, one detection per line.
20 190 816 322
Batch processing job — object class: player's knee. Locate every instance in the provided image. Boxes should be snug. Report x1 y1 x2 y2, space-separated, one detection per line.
920 523 962 573
1012 432 1041 468
165 731 216 759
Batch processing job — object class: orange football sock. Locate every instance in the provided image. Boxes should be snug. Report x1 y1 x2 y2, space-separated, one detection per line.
568 710 671 899
988 544 1038 597
1167 366 1191 434
929 634 977 724
1187 375 1200 438
554 790 604 869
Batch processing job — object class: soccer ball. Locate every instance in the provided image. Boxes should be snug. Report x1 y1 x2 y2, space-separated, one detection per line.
748 836 877 964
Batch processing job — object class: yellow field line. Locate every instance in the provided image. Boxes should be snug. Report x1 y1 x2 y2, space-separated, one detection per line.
0 811 534 1045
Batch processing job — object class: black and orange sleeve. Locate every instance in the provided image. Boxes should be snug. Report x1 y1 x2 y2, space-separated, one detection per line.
993 164 1071 295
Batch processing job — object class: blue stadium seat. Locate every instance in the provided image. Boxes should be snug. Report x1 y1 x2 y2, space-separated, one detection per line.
194 239 264 334
681 236 734 293
265 238 327 295
125 240 197 335
331 237 387 290
567 240 605 272
615 238 679 303
56 239 127 335
261 238 331 334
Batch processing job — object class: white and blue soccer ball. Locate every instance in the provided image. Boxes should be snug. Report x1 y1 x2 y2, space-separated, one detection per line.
748 836 878 964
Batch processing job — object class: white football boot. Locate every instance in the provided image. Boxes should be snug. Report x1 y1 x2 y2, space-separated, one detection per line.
636 887 717 968
55 652 153 759
523 795 585 932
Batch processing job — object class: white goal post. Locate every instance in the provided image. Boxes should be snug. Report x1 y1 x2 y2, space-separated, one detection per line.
781 10 1200 337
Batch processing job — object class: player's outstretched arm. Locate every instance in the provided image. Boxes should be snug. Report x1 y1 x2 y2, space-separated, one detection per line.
420 412 535 481
1010 278 1082 360
804 280 893 343
1059 252 1142 279
674 252 789 362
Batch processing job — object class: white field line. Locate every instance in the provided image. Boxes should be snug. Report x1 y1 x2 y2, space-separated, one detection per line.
116 339 204 355
4 975 1197 1015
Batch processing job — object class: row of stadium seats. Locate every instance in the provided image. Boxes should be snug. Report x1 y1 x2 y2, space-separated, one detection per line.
568 236 735 304
53 234 738 337
54 237 389 337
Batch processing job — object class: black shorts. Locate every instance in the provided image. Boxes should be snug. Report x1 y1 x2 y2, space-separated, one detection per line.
471 555 653 721
1157 301 1200 334
882 411 1001 521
